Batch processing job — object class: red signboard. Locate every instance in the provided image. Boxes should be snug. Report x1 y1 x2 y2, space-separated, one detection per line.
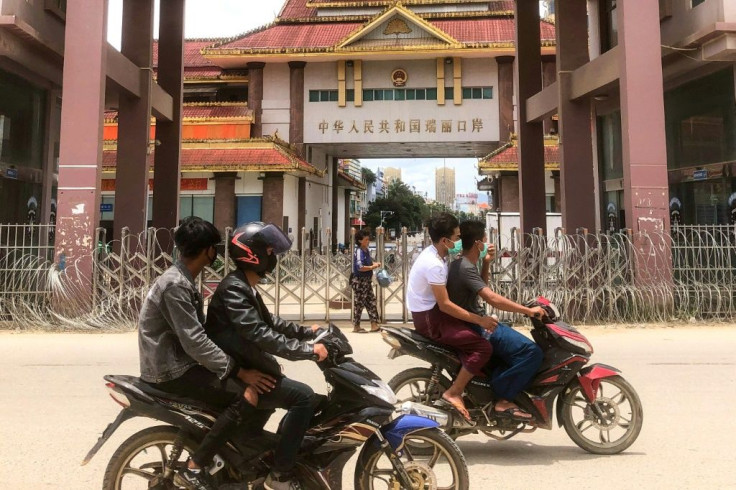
180 178 209 191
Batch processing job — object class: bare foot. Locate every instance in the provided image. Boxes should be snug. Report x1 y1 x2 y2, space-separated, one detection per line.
441 392 471 422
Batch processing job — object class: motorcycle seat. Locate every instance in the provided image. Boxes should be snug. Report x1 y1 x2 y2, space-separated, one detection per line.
105 374 220 414
393 327 461 360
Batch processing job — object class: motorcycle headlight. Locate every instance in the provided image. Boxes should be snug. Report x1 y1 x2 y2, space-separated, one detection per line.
361 380 397 405
400 401 449 427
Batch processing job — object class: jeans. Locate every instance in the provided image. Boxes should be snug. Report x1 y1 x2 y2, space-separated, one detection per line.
470 323 544 401
256 377 315 474
150 365 256 468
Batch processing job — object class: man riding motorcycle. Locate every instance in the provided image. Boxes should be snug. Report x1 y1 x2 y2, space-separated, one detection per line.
137 217 270 490
204 222 328 490
447 220 545 421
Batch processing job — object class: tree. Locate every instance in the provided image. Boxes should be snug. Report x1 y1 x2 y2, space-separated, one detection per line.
365 180 426 236
361 167 377 186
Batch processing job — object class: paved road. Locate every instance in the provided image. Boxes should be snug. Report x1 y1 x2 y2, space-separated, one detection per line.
1 324 735 489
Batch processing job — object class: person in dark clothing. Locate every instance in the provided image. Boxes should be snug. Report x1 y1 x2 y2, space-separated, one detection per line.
447 220 545 421
205 221 327 490
351 228 380 333
137 217 276 490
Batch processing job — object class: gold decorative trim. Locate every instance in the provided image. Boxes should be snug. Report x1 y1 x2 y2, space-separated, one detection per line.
184 102 247 107
338 60 347 107
272 10 515 25
305 0 489 7
478 162 560 172
203 42 553 59
354 60 363 106
336 4 460 49
453 56 462 105
102 137 325 177
436 57 445 105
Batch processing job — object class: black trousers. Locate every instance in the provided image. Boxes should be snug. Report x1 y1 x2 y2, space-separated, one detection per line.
151 365 256 468
257 377 315 474
152 367 315 474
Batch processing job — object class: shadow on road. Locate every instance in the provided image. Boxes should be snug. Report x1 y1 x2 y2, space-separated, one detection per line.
456 439 646 467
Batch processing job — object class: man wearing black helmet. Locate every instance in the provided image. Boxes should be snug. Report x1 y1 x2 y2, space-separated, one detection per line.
205 221 327 490
138 217 276 490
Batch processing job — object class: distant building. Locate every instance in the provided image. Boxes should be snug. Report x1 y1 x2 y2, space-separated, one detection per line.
374 168 386 197
383 167 402 187
340 159 362 181
456 192 479 215
435 167 456 209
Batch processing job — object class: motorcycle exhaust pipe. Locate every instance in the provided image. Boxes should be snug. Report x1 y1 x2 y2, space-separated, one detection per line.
399 401 450 428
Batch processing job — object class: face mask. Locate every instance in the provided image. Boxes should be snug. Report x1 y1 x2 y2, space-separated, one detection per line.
254 249 278 277
265 253 278 275
479 242 489 261
448 239 463 255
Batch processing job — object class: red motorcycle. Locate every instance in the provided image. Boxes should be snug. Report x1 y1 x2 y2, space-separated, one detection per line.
383 297 643 454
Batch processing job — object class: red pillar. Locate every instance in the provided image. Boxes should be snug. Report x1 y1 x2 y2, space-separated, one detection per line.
55 0 107 281
495 56 515 143
289 61 306 157
152 0 185 236
114 0 155 239
555 0 597 232
617 0 672 284
262 173 284 226
514 0 547 234
213 172 237 234
541 54 557 135
247 62 265 138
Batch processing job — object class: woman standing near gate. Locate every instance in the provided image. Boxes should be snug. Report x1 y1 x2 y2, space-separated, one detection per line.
351 229 380 333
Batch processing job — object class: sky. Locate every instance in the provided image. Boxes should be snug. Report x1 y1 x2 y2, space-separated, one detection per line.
107 0 485 199
361 159 486 202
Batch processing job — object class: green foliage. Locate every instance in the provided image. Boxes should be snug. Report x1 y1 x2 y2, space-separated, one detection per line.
365 179 426 233
365 183 481 235
361 167 377 186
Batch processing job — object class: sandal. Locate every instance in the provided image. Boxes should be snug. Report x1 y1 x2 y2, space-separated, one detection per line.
352 327 368 333
369 326 381 332
436 396 474 424
493 405 533 421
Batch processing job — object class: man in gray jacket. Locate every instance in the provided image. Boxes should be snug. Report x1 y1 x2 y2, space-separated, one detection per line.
138 217 276 490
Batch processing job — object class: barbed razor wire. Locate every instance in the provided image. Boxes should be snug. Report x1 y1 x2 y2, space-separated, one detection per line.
1 223 736 330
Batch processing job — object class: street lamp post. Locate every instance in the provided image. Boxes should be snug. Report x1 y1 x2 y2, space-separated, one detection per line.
380 210 394 230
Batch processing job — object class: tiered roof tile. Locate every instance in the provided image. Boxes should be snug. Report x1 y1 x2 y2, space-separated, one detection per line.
102 146 321 175
480 142 560 170
218 23 363 50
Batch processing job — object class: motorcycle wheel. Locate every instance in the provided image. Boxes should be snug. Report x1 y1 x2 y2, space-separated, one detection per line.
389 368 469 444
102 425 198 490
561 375 643 455
388 368 450 406
354 428 469 490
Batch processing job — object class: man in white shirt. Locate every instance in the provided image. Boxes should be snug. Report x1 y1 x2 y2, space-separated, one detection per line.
407 213 496 421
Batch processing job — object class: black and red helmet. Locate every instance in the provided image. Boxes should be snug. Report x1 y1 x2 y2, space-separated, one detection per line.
229 222 292 276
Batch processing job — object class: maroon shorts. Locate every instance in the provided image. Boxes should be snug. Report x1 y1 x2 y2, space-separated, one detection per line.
411 305 491 375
